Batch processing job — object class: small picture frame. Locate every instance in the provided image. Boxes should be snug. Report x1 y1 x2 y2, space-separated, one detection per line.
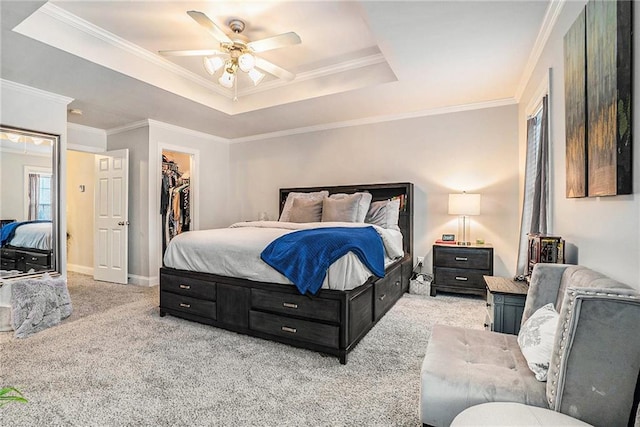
442 234 455 242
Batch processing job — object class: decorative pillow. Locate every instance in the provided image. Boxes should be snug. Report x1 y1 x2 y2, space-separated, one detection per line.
365 199 401 231
328 192 372 222
288 197 323 223
279 191 328 222
321 196 359 222
517 303 559 381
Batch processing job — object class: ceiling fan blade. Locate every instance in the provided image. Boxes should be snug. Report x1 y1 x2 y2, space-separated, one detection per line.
247 32 301 53
158 49 222 57
187 10 232 44
255 57 295 81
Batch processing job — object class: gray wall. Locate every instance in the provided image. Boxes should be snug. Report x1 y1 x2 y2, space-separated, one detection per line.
519 1 639 288
230 104 520 277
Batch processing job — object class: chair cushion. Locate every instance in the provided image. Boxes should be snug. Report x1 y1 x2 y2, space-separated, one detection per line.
451 402 592 426
420 325 548 427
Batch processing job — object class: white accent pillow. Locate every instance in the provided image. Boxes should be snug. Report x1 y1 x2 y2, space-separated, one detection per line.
365 199 401 231
279 191 328 222
321 196 359 222
517 303 559 381
327 192 372 222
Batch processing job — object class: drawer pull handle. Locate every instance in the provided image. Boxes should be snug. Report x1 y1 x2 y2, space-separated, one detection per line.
455 257 468 261
31 257 38 261
283 302 298 309
394 281 400 287
455 276 468 281
379 294 386 301
281 326 297 334
486 302 491 307
179 303 191 308
179 284 191 290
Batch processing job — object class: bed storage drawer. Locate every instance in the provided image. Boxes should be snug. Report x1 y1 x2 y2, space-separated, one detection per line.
1 259 16 270
22 251 50 266
161 273 216 301
160 291 217 319
251 289 340 323
374 263 403 320
1 248 16 260
249 310 339 348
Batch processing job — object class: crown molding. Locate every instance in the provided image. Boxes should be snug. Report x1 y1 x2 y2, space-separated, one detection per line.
40 3 229 98
1 79 74 105
514 0 566 101
230 98 517 143
67 122 107 136
105 120 150 136
147 119 230 144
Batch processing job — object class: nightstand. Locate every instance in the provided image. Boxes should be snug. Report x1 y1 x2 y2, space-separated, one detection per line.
484 276 528 334
431 244 493 297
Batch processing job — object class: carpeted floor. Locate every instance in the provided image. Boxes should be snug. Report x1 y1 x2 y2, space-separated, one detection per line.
0 273 485 426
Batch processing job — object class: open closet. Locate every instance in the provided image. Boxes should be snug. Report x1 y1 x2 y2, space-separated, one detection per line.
161 150 191 254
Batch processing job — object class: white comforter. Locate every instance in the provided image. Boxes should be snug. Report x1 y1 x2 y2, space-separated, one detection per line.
9 222 52 251
163 221 404 291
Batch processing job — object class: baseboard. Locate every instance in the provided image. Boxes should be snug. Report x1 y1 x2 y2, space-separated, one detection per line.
67 263 94 275
128 274 159 287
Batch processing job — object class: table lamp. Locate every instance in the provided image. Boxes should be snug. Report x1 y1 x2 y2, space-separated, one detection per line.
448 192 481 245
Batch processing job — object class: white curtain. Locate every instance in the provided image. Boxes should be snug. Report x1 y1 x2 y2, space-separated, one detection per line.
517 95 549 275
28 173 40 220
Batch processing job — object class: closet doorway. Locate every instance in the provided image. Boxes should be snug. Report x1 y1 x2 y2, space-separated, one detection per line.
161 149 193 255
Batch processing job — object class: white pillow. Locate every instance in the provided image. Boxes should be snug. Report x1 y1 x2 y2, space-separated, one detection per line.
279 191 328 222
321 196 358 222
327 192 372 222
365 199 401 231
517 303 559 381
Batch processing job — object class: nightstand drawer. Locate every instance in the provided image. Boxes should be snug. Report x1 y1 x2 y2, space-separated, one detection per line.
434 267 488 289
434 247 492 270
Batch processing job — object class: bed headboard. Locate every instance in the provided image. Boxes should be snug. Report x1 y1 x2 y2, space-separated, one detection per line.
279 182 414 257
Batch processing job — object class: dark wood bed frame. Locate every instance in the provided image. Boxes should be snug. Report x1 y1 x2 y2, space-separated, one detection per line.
159 182 414 364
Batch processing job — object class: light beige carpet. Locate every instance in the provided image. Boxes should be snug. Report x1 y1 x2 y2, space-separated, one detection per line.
1 273 485 426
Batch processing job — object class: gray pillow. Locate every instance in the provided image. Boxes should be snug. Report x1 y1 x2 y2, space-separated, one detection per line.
321 196 359 222
328 192 372 222
288 197 323 223
365 199 401 231
279 191 328 222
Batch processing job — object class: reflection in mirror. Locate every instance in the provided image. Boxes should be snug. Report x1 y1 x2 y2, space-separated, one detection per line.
0 126 59 279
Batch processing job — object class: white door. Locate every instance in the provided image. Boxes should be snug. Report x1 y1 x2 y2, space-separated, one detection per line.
94 149 129 284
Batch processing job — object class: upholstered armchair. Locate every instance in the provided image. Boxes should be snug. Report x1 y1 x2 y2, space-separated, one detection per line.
420 264 640 427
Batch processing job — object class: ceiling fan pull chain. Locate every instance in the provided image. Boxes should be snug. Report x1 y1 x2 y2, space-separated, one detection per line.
233 79 238 102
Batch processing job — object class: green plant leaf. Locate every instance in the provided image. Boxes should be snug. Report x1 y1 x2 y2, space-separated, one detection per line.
0 387 28 407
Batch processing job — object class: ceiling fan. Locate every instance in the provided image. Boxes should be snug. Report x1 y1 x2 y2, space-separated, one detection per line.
159 11 301 90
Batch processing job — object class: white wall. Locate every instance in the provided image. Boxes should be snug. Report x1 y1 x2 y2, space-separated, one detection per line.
0 152 51 221
519 1 639 288
0 79 72 276
230 104 520 277
107 125 150 283
149 120 231 285
67 123 107 152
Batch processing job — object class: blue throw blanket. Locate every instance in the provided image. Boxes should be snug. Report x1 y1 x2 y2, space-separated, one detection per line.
0 220 50 247
260 226 385 295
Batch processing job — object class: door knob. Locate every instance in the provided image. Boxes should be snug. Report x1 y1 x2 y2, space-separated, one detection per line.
117 221 130 226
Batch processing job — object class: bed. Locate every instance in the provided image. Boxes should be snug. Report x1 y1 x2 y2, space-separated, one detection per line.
0 220 53 274
159 182 414 364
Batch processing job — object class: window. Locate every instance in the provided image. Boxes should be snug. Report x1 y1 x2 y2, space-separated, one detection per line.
517 95 549 275
24 167 53 221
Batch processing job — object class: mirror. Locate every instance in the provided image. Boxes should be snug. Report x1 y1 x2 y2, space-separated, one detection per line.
0 125 59 279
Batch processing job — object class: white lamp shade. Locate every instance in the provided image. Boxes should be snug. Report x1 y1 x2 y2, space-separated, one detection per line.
238 53 255 72
248 68 265 86
218 70 235 88
203 56 224 75
448 193 481 215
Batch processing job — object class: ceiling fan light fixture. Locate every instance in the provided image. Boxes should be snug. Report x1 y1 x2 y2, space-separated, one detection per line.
238 52 255 72
219 70 235 88
203 56 224 75
248 68 265 86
